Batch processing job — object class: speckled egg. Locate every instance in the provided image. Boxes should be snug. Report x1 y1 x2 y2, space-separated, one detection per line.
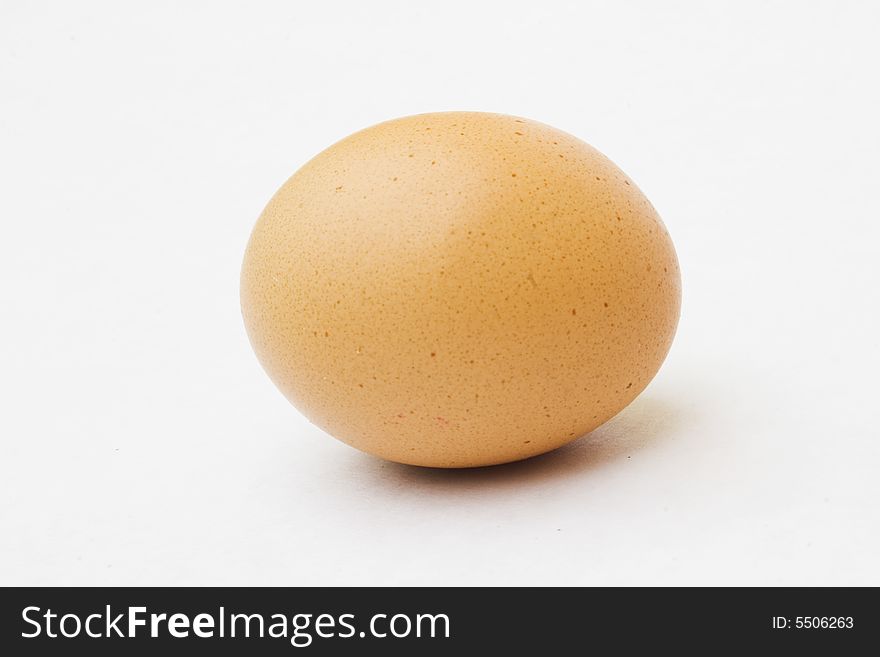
241 112 680 468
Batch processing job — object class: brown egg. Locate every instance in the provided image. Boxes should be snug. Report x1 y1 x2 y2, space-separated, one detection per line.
241 112 680 468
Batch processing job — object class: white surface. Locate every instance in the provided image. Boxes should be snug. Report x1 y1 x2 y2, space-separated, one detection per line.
1 0 879 586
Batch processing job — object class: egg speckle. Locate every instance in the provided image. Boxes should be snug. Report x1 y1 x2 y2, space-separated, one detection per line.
241 112 681 467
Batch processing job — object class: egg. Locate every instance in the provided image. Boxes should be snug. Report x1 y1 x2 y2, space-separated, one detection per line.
241 112 680 468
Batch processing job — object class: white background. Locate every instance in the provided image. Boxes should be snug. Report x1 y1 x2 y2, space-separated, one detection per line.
2 0 878 586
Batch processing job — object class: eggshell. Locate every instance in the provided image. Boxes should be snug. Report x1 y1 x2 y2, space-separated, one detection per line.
241 112 680 467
